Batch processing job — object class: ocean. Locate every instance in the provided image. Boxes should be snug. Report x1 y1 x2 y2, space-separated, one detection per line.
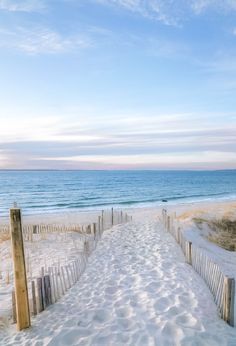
0 170 235 217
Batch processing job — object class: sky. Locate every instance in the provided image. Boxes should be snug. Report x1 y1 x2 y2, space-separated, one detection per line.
0 0 236 170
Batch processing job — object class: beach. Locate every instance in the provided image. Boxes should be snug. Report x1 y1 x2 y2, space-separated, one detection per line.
1 0 236 343
0 200 236 345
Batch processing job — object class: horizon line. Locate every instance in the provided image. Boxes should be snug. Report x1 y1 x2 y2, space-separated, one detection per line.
0 168 236 172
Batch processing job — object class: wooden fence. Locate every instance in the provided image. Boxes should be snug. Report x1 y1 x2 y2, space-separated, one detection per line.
12 231 97 327
162 209 235 327
0 207 132 330
0 208 132 242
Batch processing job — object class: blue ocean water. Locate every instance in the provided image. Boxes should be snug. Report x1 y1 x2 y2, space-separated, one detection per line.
0 170 236 217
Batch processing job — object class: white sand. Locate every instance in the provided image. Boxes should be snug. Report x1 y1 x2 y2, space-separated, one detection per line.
0 210 105 226
0 232 85 328
1 209 236 346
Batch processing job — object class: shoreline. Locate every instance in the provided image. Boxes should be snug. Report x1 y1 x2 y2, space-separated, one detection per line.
1 198 236 225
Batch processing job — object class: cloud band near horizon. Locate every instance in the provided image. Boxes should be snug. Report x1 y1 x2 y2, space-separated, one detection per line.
0 111 235 170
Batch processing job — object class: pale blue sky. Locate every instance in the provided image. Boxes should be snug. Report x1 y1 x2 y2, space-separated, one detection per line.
0 0 236 169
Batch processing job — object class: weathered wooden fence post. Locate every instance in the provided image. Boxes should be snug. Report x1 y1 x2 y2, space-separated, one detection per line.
111 208 114 226
177 227 181 244
37 277 44 313
101 210 104 231
12 290 17 323
31 281 37 316
98 216 101 238
93 223 96 240
167 216 170 232
10 208 31 331
223 277 235 326
186 241 192 265
162 209 167 229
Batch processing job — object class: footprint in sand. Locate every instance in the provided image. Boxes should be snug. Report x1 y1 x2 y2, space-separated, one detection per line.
154 297 171 313
47 327 90 346
166 305 184 317
93 308 113 324
145 281 162 293
181 333 227 346
105 286 119 296
115 306 133 318
161 321 184 342
175 313 202 330
117 317 135 331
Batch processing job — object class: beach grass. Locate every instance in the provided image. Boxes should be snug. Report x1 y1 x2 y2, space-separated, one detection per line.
193 217 236 251
0 233 10 244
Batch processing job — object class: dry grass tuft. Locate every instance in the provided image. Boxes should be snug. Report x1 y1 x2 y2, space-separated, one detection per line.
0 232 10 243
193 217 236 251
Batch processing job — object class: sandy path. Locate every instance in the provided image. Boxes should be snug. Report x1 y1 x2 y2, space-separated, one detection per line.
1 220 236 346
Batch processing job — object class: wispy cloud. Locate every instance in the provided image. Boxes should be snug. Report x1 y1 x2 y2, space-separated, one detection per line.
191 0 236 14
0 26 91 54
0 0 45 12
1 110 236 169
10 150 233 170
191 0 217 14
94 0 181 25
1 110 235 142
95 0 236 25
40 151 236 165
